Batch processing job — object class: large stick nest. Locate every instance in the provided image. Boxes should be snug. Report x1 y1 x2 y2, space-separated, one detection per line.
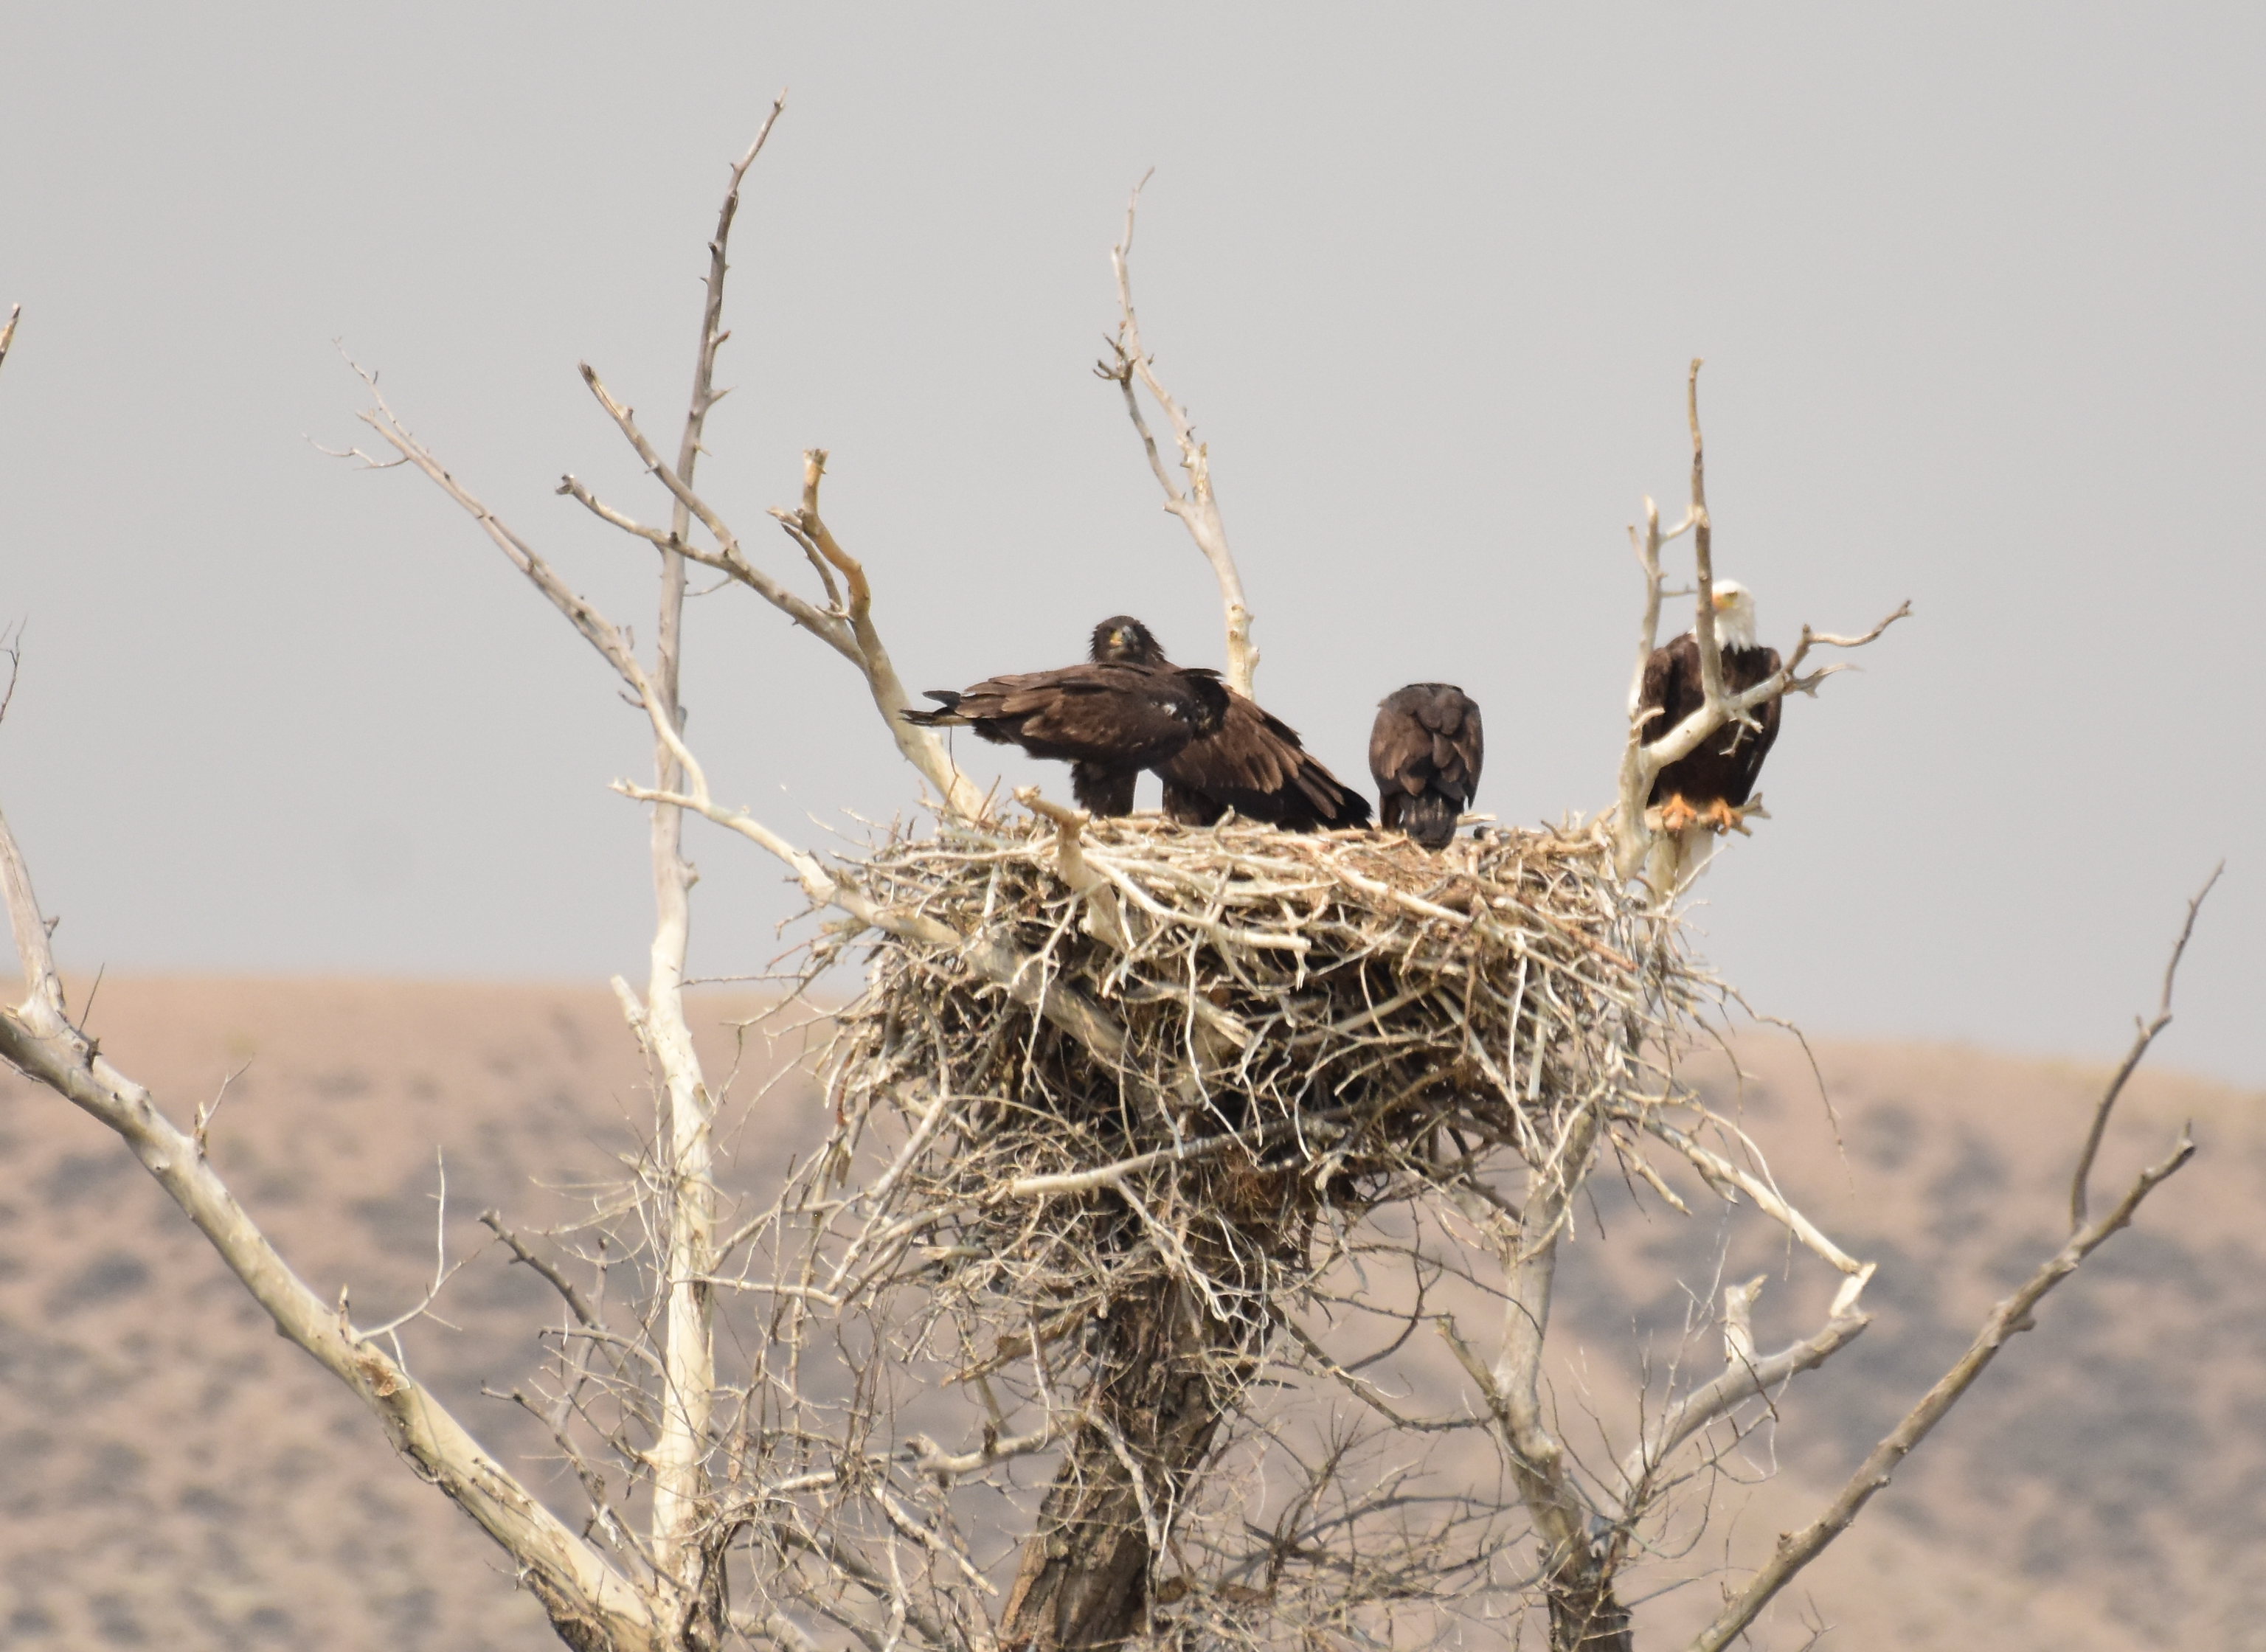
744 815 1731 1639
815 813 1705 1338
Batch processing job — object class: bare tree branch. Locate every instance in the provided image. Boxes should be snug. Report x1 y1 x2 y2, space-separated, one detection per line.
635 125 786 1595
190 1058 251 1158
768 450 988 816
2069 861 2220 1231
1640 1112 1875 1296
1013 788 1132 952
1483 1105 1604 1561
1096 176 1258 698
1623 494 1697 718
1689 1128 2197 1652
561 379 984 819
482 1210 604 1331
350 121 788 1634
615 780 1136 1066
1615 1278 1871 1514
566 371 859 662
769 1524 953 1647
0 805 656 1648
730 1608 824 1652
904 1416 1070 1478
353 366 652 688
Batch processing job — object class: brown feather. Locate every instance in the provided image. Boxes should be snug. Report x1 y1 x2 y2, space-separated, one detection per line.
1370 684 1483 849
1158 693 1369 829
1087 617 1369 830
906 659 1227 816
1638 634 1782 809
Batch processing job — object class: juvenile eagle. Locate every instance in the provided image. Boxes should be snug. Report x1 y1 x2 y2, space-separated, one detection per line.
906 626 1229 816
1369 684 1484 850
1090 617 1371 830
1638 580 1783 836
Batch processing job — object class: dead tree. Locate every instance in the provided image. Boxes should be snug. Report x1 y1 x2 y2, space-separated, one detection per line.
0 127 2214 1652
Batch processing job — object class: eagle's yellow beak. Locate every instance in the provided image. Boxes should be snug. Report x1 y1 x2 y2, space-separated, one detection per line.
1108 629 1126 648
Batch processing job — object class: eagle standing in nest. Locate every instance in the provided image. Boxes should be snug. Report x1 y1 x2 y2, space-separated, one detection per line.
1092 617 1371 830
905 625 1229 816
1369 684 1483 850
1639 580 1783 836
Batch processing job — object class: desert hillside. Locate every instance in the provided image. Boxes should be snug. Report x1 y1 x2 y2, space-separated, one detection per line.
0 979 2255 1650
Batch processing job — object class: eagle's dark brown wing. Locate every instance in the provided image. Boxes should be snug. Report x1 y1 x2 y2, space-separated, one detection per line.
1370 684 1483 848
1637 634 1702 763
1716 645 1783 805
910 663 1216 763
1157 693 1371 830
1642 637 1782 809
907 662 1228 816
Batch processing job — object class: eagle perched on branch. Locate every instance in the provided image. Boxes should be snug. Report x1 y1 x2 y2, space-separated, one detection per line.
1369 684 1483 850
1640 580 1783 835
905 629 1228 817
1089 617 1370 830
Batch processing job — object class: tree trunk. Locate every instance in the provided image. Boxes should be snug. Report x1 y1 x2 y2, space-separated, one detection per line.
998 1277 1242 1651
1545 1554 1633 1652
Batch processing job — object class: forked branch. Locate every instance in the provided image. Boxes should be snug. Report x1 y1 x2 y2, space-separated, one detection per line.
1688 881 2214 1650
1096 176 1258 698
2069 861 2220 1231
769 451 988 817
556 389 856 663
1689 1127 2194 1652
1615 1278 1871 1518
637 113 798 1603
559 382 983 819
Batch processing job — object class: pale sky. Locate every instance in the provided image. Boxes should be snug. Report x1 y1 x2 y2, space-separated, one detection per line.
0 5 2258 1083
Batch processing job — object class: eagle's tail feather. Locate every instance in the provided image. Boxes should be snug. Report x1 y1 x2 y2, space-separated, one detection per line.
1396 791 1458 850
1313 766 1373 830
902 691 963 727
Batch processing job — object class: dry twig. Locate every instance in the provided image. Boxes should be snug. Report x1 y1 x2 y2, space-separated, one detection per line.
2068 861 2220 1231
1690 1130 2195 1652
1095 176 1257 698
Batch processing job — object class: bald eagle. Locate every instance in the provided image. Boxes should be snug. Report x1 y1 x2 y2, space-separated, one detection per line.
1638 580 1783 836
906 630 1229 816
1369 684 1484 850
1090 617 1371 830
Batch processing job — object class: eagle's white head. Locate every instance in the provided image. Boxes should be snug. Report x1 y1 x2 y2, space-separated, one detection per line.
1709 580 1758 651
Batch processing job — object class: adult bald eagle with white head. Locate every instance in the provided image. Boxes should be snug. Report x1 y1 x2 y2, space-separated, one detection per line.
1638 579 1783 836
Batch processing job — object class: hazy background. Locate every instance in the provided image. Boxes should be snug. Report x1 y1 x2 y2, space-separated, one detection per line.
0 4 2257 1082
